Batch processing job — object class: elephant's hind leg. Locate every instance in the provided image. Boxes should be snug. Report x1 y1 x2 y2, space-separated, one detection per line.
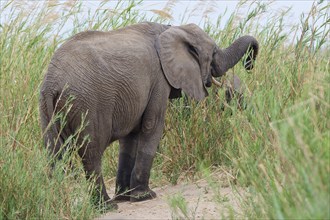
79 143 118 210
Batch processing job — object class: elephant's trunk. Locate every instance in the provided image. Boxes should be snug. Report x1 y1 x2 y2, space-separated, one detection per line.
212 35 259 77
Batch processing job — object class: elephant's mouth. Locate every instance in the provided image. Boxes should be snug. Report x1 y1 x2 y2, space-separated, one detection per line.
205 81 212 88
204 75 222 88
204 75 212 88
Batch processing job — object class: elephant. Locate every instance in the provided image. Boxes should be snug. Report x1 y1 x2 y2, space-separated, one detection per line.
39 22 258 208
213 72 246 110
225 73 245 109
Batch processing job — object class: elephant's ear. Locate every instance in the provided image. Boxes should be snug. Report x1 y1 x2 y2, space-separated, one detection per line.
156 24 213 101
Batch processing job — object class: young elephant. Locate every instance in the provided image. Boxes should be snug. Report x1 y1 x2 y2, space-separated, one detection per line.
225 73 246 109
212 72 246 110
39 22 258 208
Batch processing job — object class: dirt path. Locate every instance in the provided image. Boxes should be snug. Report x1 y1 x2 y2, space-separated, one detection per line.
97 178 243 219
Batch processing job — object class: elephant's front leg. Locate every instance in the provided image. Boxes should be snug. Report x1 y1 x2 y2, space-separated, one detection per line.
130 114 166 202
115 133 138 201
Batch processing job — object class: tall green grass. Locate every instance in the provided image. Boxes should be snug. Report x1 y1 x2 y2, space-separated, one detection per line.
1 0 329 219
0 1 144 218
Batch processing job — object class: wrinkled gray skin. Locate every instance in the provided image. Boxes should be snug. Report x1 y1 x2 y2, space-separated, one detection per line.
39 22 258 208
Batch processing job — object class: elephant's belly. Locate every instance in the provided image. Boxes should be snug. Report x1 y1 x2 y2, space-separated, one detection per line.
110 115 142 141
106 91 148 142
106 103 145 142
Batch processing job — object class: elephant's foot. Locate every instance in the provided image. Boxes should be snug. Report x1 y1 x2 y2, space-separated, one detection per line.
130 187 156 202
113 191 131 202
114 185 132 202
92 193 118 210
93 199 118 212
102 199 118 211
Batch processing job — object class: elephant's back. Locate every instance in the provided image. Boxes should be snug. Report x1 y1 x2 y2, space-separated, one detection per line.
41 24 166 139
46 25 162 102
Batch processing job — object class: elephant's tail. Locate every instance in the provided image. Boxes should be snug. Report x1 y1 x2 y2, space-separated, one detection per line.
39 88 65 161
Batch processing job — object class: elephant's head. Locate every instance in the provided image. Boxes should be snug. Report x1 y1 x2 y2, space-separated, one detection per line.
156 24 259 101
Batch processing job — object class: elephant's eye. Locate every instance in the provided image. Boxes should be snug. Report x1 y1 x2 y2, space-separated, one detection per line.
212 47 217 56
188 44 199 59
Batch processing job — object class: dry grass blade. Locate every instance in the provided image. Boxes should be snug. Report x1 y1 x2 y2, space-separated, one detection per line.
150 9 173 19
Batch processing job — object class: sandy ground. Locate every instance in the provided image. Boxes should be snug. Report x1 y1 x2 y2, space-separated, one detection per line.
97 176 243 220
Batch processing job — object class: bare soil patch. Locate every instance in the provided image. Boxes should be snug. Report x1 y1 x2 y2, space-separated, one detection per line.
97 177 244 220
